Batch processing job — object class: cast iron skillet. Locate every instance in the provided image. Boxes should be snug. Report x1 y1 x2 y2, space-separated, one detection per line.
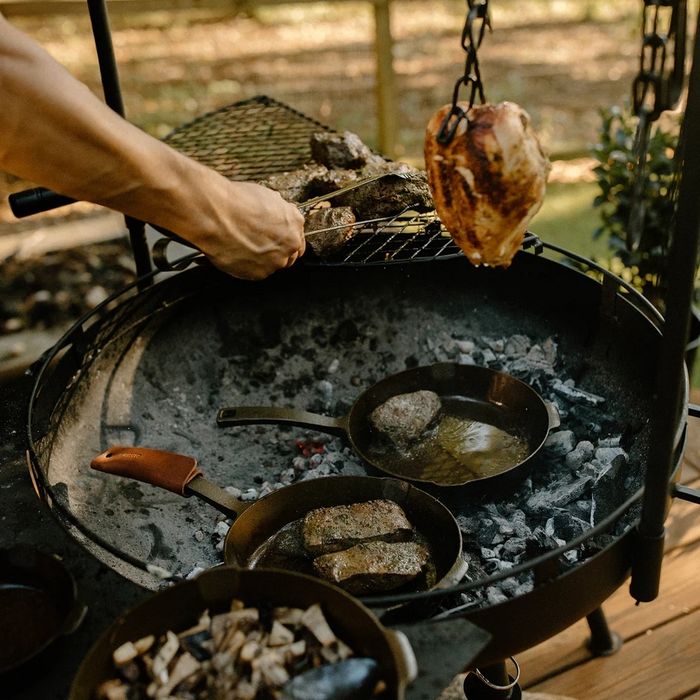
217 362 555 488
69 566 417 700
91 447 466 595
0 545 86 678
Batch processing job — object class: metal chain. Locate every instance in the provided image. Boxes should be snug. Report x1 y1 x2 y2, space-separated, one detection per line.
628 0 686 251
437 0 491 144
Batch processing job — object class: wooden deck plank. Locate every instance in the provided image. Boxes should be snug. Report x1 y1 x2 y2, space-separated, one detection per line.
528 607 700 698
666 477 700 551
519 537 700 687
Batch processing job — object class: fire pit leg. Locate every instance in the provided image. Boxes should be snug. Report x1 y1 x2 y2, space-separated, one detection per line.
463 658 522 699
586 607 622 656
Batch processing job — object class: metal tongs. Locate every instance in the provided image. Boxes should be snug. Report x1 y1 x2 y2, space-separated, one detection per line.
152 171 409 268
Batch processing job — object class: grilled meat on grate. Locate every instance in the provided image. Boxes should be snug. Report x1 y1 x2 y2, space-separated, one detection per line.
304 206 358 257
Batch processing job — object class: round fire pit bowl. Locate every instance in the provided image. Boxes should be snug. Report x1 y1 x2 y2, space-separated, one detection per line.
26 250 684 668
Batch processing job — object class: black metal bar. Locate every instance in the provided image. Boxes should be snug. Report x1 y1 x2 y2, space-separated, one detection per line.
9 188 76 218
629 7 700 604
586 607 622 656
86 0 151 280
86 0 124 114
673 483 700 504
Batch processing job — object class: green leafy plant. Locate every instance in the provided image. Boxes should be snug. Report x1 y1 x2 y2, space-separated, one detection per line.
591 104 680 310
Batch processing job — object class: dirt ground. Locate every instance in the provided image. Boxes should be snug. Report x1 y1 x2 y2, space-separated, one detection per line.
0 0 667 338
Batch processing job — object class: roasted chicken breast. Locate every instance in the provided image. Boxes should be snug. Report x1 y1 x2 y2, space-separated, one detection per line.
425 101 550 268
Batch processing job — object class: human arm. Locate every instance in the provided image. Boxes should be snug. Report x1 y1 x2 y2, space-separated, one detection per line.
0 14 305 279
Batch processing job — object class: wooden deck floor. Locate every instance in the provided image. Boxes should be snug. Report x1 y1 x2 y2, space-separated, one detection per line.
517 403 700 699
438 394 700 700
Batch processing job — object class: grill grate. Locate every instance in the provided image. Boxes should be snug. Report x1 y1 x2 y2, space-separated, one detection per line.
164 96 464 264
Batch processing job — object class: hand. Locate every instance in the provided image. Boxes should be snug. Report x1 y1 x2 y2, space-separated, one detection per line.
192 179 306 280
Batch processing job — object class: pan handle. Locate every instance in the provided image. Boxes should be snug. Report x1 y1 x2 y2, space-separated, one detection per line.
90 446 245 518
217 406 348 436
384 629 418 688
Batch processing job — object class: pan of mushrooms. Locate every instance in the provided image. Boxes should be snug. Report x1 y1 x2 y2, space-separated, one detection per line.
69 566 417 700
217 362 556 488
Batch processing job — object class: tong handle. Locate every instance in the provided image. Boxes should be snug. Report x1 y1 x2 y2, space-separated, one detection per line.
9 187 76 218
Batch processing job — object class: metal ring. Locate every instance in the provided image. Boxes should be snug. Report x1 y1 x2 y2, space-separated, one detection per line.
471 657 521 691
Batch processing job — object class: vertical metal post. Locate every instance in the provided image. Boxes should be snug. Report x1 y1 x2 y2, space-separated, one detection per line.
630 7 700 603
586 607 622 656
373 0 399 157
86 0 153 282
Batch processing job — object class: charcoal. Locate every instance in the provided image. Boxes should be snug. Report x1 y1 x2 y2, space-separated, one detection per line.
543 430 576 456
523 344 557 374
598 436 622 448
304 207 357 257
526 476 593 513
565 440 595 470
309 130 373 169
368 389 442 449
594 446 627 464
504 335 530 357
333 171 433 219
480 546 497 560
479 347 497 364
281 658 381 700
302 499 413 556
545 401 561 429
485 337 505 353
486 587 509 605
501 538 527 559
547 511 590 541
551 378 606 406
483 557 513 575
454 339 475 354
525 526 560 557
591 455 628 525
312 540 430 594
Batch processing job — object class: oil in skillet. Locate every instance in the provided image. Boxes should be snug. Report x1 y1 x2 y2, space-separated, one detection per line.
368 396 530 485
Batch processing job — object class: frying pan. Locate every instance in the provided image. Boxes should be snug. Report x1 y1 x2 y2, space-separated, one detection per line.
69 566 417 700
90 446 466 595
0 546 86 679
217 362 555 488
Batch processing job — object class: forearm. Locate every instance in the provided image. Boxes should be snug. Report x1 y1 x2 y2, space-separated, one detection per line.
0 15 305 278
0 15 218 239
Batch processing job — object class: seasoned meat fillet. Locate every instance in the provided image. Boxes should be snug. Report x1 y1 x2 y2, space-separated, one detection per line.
302 499 413 556
369 390 442 449
313 540 430 594
304 206 357 257
424 101 550 268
